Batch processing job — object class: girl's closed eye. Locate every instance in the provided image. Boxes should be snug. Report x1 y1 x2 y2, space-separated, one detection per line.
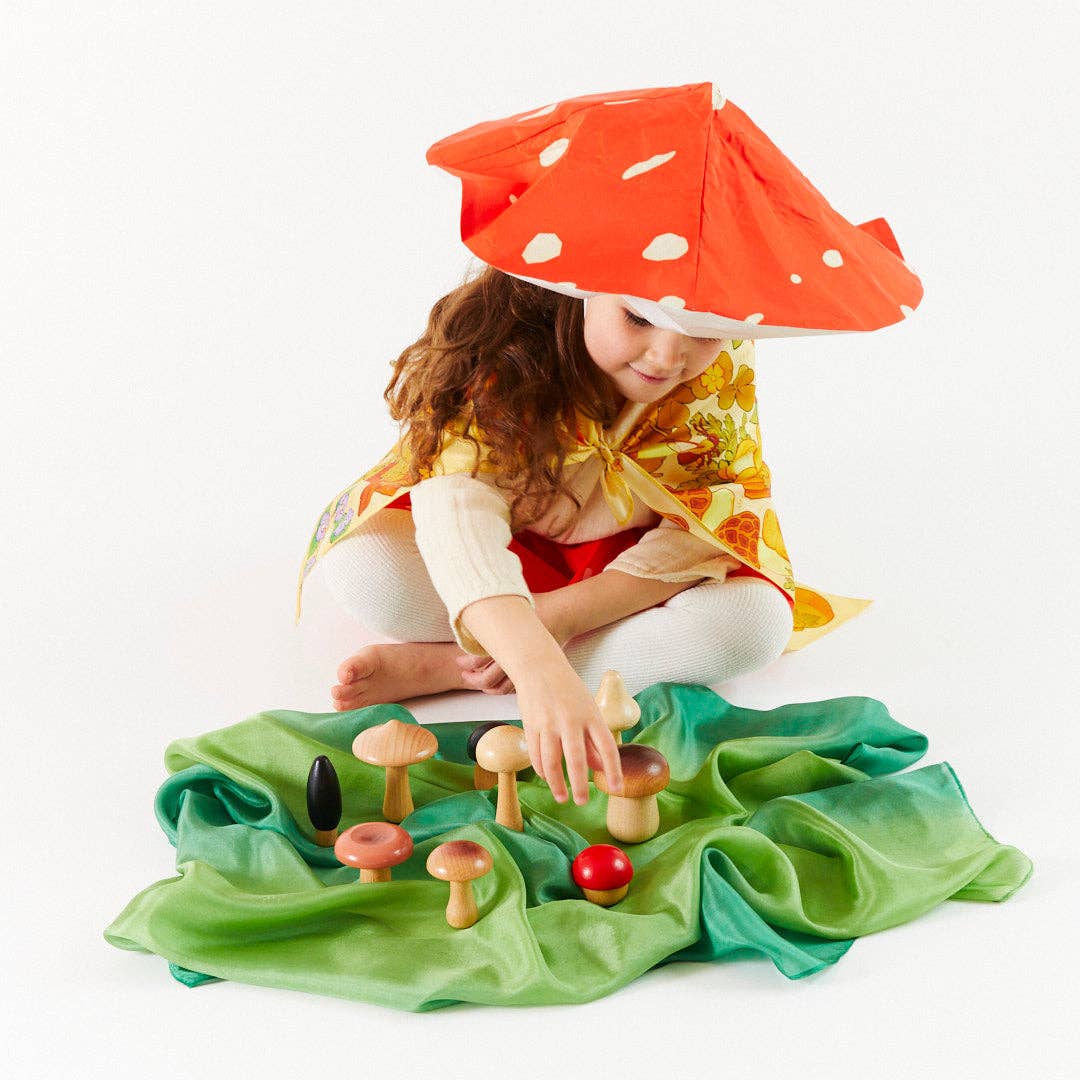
623 308 650 328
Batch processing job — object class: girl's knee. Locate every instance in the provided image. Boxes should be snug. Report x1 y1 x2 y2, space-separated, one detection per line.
670 575 793 670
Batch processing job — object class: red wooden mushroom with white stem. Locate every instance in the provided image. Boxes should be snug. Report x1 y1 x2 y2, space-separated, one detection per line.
426 81 922 340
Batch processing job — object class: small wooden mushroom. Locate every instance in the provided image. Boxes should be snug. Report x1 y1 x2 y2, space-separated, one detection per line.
595 670 641 744
352 717 438 822
306 754 343 846
467 721 503 791
571 844 634 906
592 744 670 843
426 840 494 929
474 725 532 831
334 821 414 883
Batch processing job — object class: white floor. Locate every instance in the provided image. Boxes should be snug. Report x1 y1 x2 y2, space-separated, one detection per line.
4 4 1078 1078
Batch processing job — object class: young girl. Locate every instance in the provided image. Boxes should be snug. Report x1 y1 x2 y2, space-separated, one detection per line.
295 82 919 809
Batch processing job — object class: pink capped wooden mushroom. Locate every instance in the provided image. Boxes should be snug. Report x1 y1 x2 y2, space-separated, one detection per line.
334 821 414 883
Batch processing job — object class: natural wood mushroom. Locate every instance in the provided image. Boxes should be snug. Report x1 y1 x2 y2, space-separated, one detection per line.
467 721 503 791
334 821 414 883
306 754 343 846
352 717 438 822
592 744 670 843
595 670 641 744
426 840 494 929
474 724 532 831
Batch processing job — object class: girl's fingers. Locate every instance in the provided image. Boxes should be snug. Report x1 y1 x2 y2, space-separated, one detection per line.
526 726 544 782
560 729 590 805
540 730 568 802
588 724 624 794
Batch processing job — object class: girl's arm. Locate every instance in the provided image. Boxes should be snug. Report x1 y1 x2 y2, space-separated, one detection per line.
458 593 625 804
534 569 705 645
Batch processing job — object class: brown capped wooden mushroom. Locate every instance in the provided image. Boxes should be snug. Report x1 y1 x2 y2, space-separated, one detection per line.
334 821 414 883
352 717 438 822
474 724 531 831
593 744 670 843
595 670 640 744
426 840 494 928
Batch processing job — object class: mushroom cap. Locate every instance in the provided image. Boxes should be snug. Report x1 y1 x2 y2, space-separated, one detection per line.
474 724 531 774
595 670 641 733
466 720 505 763
593 744 669 798
426 840 494 882
353 717 438 768
571 844 634 891
426 81 922 338
334 821 414 870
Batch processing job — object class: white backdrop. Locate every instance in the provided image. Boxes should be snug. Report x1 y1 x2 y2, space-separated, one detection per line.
3 2 1077 1077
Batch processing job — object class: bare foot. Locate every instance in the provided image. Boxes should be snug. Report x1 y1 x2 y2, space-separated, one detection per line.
330 642 470 711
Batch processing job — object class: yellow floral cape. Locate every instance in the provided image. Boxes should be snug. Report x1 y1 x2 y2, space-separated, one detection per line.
296 339 871 653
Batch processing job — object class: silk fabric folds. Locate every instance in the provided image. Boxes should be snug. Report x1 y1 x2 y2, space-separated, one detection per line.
104 683 1031 1011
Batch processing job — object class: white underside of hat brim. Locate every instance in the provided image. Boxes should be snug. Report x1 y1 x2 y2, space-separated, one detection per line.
505 271 855 340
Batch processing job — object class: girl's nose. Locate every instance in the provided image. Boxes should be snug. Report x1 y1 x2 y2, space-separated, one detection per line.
643 331 687 371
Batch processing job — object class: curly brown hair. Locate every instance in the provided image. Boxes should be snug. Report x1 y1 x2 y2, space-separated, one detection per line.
383 264 622 530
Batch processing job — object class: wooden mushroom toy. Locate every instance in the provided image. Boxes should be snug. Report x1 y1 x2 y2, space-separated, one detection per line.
572 844 634 906
467 721 503 791
334 821 414 883
592 744 670 843
306 755 342 847
595 670 640 744
426 840 493 929
474 724 531 831
352 717 438 822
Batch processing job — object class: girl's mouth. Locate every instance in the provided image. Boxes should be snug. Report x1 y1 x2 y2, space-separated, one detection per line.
630 366 670 384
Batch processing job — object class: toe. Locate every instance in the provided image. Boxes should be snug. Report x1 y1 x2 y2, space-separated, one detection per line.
337 650 378 685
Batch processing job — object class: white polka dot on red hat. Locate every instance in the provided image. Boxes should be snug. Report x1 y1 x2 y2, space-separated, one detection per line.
622 151 677 180
642 234 689 261
539 138 569 166
822 249 843 267
522 233 563 263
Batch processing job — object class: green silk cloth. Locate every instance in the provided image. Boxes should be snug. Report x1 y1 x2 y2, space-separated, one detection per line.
104 683 1032 1011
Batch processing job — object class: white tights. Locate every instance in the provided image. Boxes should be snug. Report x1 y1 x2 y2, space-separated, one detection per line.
319 509 793 697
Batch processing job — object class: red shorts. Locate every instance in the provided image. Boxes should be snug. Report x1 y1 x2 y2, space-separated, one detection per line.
385 492 788 602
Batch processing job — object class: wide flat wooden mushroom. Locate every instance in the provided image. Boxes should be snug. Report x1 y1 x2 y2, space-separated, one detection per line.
595 670 641 744
593 744 670 843
426 840 493 928
352 717 438 822
334 821 414 883
474 725 531 831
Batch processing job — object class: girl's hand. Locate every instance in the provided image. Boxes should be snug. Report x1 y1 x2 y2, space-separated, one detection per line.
454 652 515 694
514 663 624 805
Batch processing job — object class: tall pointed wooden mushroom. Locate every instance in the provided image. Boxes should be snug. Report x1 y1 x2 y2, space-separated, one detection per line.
474 724 531 831
595 670 640 744
352 717 438 822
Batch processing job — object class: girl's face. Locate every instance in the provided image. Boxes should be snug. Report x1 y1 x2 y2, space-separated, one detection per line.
582 294 726 406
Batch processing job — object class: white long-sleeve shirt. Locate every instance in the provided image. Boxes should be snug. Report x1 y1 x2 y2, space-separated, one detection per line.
409 453 741 653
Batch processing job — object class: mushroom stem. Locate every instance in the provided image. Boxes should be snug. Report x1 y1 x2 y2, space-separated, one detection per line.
606 794 659 843
359 867 392 884
314 828 339 847
473 763 497 791
446 880 479 929
383 764 414 822
495 771 523 831
583 884 629 906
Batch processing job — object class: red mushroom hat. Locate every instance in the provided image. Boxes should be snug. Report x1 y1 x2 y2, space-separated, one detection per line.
426 81 922 339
